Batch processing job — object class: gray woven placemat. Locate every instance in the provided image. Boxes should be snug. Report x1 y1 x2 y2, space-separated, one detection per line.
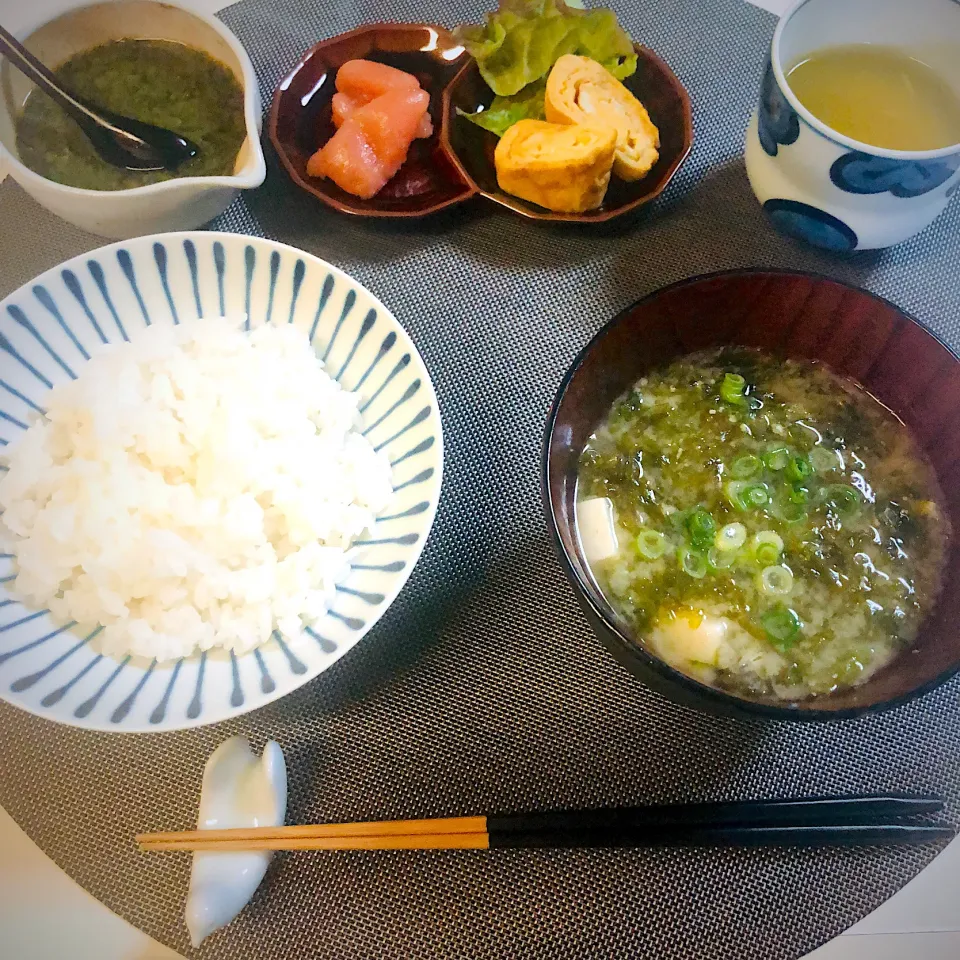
1 1 959 958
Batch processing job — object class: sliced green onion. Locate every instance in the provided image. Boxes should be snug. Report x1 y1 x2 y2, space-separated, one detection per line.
810 446 840 472
760 606 802 650
760 565 794 595
685 509 716 549
677 546 708 579
821 484 863 515
769 497 806 524
707 547 737 571
725 481 748 510
731 454 762 479
720 372 746 404
715 522 747 552
787 484 810 505
785 455 812 483
636 529 666 560
764 445 791 471
742 483 770 508
725 480 770 511
751 530 784 566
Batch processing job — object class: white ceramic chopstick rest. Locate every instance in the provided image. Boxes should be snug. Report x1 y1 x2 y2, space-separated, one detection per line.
185 736 287 947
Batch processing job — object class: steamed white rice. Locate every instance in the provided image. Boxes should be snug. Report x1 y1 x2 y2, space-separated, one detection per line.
0 317 393 661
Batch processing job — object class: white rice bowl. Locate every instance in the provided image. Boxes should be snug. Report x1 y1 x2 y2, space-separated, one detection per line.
0 316 393 662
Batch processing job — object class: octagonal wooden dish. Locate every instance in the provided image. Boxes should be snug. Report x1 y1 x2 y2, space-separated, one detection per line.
269 23 476 218
441 44 693 223
270 24 692 223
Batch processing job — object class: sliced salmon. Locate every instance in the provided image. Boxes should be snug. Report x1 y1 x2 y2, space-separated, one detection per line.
331 92 357 129
333 92 433 139
331 60 433 139
307 88 430 199
335 59 421 100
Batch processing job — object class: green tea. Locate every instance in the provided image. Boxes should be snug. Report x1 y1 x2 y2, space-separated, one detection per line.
787 44 960 151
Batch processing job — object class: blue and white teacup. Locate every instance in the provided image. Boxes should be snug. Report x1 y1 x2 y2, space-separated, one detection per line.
745 0 960 252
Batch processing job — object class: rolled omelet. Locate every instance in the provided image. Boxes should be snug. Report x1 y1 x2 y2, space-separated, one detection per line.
494 120 617 213
545 54 660 181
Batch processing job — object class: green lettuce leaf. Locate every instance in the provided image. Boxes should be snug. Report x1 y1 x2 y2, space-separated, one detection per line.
458 81 546 138
575 8 638 79
455 0 636 98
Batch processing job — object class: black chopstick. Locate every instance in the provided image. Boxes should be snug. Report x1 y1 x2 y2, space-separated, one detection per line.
488 795 945 835
491 822 954 848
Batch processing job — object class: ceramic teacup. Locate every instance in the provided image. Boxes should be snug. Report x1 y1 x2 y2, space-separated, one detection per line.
745 0 960 252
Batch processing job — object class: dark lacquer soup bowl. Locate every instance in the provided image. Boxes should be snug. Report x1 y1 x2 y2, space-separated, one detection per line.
544 270 960 721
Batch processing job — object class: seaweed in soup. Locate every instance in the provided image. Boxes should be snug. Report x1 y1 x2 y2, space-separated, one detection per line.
577 350 949 701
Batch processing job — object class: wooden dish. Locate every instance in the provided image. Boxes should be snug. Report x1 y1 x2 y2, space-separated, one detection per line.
268 23 476 218
441 44 693 223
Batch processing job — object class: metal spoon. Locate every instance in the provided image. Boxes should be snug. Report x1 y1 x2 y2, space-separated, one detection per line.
0 24 199 172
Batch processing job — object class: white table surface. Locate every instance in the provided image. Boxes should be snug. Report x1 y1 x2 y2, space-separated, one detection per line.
0 0 958 957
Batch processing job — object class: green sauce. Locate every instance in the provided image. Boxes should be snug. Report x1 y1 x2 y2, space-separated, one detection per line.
578 350 950 701
15 39 246 191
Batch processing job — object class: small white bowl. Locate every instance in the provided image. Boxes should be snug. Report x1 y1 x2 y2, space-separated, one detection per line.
0 0 266 239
